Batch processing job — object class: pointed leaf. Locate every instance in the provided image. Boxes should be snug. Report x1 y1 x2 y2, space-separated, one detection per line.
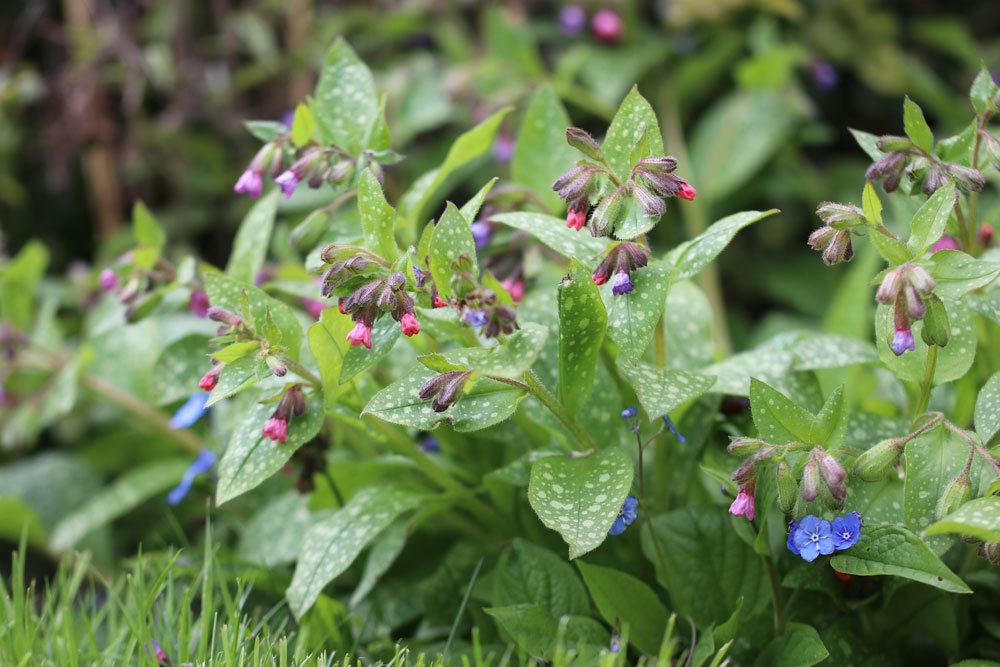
602 87 664 181
429 202 478 299
976 372 1000 445
620 361 714 419
312 38 378 154
558 262 607 413
339 315 401 384
605 259 671 362
490 212 609 267
205 271 304 360
576 560 669 656
667 210 779 280
903 96 934 153
358 168 398 262
512 87 577 213
907 183 956 255
924 496 1000 542
225 191 278 284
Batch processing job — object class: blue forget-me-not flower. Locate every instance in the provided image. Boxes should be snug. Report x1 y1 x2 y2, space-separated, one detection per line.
609 495 639 536
166 449 217 506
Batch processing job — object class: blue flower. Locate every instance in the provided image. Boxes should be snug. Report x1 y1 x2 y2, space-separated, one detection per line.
166 449 217 506
168 393 209 429
463 309 489 328
791 515 834 562
831 512 863 551
610 270 634 296
608 495 639 536
418 435 440 454
470 221 492 250
786 519 800 556
620 406 637 419
662 415 686 443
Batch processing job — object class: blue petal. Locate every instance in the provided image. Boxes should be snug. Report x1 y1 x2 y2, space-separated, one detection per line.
623 496 639 512
786 521 800 555
662 416 686 443
818 535 835 556
168 393 209 429
608 516 627 536
799 541 820 562
166 449 217 506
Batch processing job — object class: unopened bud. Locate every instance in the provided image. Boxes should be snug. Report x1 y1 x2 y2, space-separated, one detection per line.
921 295 950 348
876 135 916 152
935 472 971 521
807 226 836 252
902 283 926 321
979 541 1000 564
821 229 853 265
775 462 797 513
815 202 866 229
565 127 604 161
727 437 769 456
418 370 472 413
731 446 777 484
921 165 948 196
866 151 905 184
981 130 1000 170
853 438 904 481
265 355 288 377
801 455 821 502
816 448 846 488
945 164 985 193
631 182 666 217
207 307 243 328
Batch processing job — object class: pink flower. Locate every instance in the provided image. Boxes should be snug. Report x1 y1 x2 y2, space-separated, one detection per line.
198 365 222 391
189 290 210 318
234 168 263 198
592 268 609 285
931 235 960 252
301 298 325 320
566 208 587 230
677 181 697 201
728 483 756 521
400 312 420 337
346 321 373 349
502 277 525 302
275 171 299 198
99 268 119 292
432 293 448 309
262 416 288 443
591 9 622 43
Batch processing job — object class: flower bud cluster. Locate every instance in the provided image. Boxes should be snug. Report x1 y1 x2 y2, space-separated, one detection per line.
866 134 984 195
234 137 354 200
418 370 473 413
808 202 866 265
340 271 421 348
591 242 649 296
875 262 937 356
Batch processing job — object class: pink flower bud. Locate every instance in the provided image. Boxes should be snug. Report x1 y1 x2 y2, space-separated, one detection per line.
728 482 756 521
188 290 210 318
234 168 263 198
346 321 373 349
931 235 960 253
400 312 420 337
262 416 288 443
501 277 525 302
591 9 622 43
677 181 697 201
566 207 587 230
198 365 222 392
99 268 119 293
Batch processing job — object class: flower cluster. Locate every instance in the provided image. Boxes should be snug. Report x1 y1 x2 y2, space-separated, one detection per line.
461 287 518 338
418 370 473 413
787 512 862 562
608 496 638 535
261 385 307 443
339 271 421 348
865 135 984 195
808 202 866 265
234 138 354 200
552 128 695 239
591 242 649 295
875 262 937 356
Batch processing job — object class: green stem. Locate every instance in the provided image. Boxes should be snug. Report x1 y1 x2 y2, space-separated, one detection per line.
912 345 939 424
281 356 323 389
522 369 595 451
955 202 974 254
762 552 785 635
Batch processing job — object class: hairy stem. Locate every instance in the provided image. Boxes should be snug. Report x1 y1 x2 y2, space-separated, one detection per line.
522 369 596 451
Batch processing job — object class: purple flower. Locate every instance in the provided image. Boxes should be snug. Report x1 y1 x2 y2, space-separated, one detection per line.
470 220 492 250
493 135 515 163
662 415 686 443
166 449 217 506
610 270 633 296
168 393 209 430
99 268 119 292
464 309 489 328
620 406 637 419
891 327 915 356
728 483 755 521
275 170 300 198
234 168 264 198
419 436 440 454
609 495 638 535
786 520 800 556
791 515 834 562
810 59 839 90
188 290 210 318
558 5 587 35
831 512 862 551
931 235 960 252
300 297 325 319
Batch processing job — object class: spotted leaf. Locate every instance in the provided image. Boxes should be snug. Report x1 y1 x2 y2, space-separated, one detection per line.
619 361 714 419
490 212 609 268
604 259 671 362
667 209 779 281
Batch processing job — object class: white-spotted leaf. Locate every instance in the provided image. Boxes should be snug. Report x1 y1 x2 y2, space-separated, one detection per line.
558 262 607 413
601 86 664 182
311 39 379 154
924 496 1000 542
205 271 304 361
491 212 609 268
225 190 278 284
619 361 714 419
604 260 671 362
358 168 398 262
975 372 1000 445
429 202 478 299
512 87 577 213
667 209 779 281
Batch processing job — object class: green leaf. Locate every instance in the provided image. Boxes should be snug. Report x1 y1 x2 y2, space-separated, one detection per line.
399 107 512 231
614 193 661 240
493 539 590 618
215 389 325 505
205 271 304 360
206 353 265 407
212 340 260 364
750 380 846 447
924 496 1000 542
691 91 798 200
576 560 669 656
152 335 212 406
527 447 633 558
50 459 191 551
930 249 1000 299
664 280 714 370
358 168 398 262
976 372 1000 445
620 361 715 419
970 66 1000 114
490 212 609 267
428 202 478 299
604 260 671 362
829 524 971 593
850 128 884 161
311 38 378 155
362 364 526 432
339 316 401 385
558 262 607 413
422 323 549 379
308 312 352 410
238 491 312 567
870 227 913 265
790 333 878 371
0 240 48 330
642 506 768 626
875 300 976 384
861 181 883 226
290 102 316 147
512 87 577 213
601 86 664 182
132 201 166 270
459 178 498 223
903 96 934 153
667 210 779 281
225 191 278 284
903 427 981 545
287 486 422 618
244 120 287 142
907 183 956 255
0 497 47 548
485 605 608 661
753 623 828 667
350 520 407 607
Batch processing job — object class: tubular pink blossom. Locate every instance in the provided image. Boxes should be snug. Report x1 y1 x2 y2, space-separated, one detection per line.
728 484 756 521
346 321 373 348
400 312 420 337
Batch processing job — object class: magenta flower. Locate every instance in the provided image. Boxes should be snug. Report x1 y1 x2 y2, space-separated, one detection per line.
275 170 299 198
262 416 288 443
728 482 756 521
400 312 420 337
189 290 210 318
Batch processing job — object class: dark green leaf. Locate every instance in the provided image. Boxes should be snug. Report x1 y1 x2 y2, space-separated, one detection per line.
975 372 1000 445
604 259 671 362
311 38 378 154
907 183 956 255
493 539 590 618
576 560 669 656
429 202 478 299
512 87 576 213
753 623 828 667
490 212 609 267
924 496 1000 542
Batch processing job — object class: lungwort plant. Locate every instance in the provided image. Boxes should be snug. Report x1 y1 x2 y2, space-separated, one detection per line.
4 39 1000 665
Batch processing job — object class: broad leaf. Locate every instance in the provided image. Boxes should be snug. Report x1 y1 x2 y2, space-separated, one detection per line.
205 271 304 360
577 560 669 656
339 316 401 384
527 447 633 558
493 539 590 618
238 491 312 567
753 623 829 667
512 87 576 213
829 524 971 593
350 520 408 607
663 280 714 370
485 604 608 661
287 486 422 618
215 389 325 505
152 334 211 406
930 250 1000 299
667 210 779 281
358 168 398 262
976 372 1000 445
903 96 934 153
924 496 1000 542
307 311 352 409
420 323 549 379
206 352 265 408
790 333 878 370
875 300 976 384
907 183 956 255
601 86 664 182
312 39 378 154
558 262 607 413
604 259 671 362
225 190 278 284
429 202 478 299
490 212 609 267
620 361 714 419
0 240 48 330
